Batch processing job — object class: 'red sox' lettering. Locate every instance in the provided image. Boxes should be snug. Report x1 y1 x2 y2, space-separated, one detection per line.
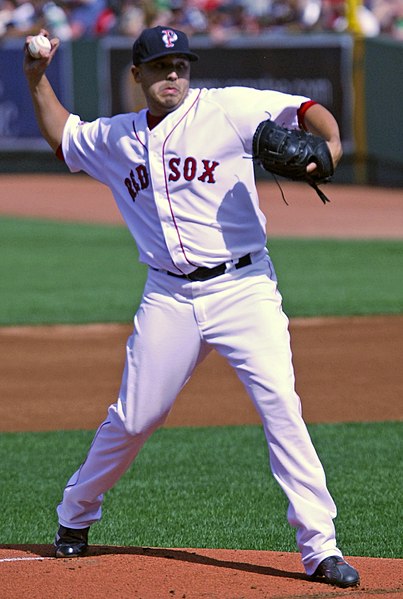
168 157 219 183
125 158 219 201
124 165 149 201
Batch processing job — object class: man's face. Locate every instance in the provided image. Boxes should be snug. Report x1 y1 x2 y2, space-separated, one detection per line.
132 55 191 116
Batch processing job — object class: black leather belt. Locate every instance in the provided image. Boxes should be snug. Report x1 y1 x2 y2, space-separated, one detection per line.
164 253 252 282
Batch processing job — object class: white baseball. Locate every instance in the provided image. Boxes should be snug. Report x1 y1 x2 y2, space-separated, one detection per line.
28 35 52 59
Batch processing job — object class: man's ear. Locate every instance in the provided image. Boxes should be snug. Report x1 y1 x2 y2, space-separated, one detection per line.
131 65 141 83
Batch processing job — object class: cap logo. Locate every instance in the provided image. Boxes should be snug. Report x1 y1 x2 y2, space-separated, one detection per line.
161 29 178 48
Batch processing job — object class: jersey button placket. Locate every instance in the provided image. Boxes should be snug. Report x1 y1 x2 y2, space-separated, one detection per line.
149 138 178 266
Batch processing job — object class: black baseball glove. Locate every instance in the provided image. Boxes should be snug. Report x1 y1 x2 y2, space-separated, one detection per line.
252 118 334 203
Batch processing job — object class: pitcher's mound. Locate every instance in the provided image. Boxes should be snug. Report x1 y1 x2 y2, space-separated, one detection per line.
1 545 401 598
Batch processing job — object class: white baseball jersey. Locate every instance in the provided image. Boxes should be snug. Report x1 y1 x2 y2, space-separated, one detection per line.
62 87 310 274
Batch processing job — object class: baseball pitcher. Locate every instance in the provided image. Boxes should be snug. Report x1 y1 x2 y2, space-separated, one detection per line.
23 25 359 588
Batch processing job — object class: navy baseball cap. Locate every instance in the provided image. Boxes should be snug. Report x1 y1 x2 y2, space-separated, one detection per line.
132 26 199 65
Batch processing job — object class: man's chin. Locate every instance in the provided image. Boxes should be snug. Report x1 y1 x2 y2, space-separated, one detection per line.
161 98 182 112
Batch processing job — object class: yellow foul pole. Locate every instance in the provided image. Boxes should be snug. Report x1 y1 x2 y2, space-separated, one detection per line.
347 0 367 183
346 0 363 34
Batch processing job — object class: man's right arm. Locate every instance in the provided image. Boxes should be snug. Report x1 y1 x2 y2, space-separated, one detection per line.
23 32 70 153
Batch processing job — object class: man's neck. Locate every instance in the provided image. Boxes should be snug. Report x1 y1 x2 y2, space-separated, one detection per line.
146 111 166 130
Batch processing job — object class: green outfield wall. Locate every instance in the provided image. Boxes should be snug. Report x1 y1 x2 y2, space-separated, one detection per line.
363 36 403 186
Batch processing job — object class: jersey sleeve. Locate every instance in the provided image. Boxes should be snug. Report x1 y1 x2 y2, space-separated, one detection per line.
205 87 311 152
62 113 112 184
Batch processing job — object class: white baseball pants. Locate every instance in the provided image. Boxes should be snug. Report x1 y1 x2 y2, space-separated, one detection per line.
57 254 343 574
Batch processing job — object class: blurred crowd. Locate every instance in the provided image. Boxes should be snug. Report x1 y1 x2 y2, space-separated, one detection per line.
1 0 402 42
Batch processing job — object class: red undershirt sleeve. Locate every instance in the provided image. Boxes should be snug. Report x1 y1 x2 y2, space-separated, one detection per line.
297 100 318 131
55 144 64 161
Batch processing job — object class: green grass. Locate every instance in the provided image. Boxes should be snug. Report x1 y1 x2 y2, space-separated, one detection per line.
0 217 146 325
268 238 403 317
0 216 402 325
0 422 401 558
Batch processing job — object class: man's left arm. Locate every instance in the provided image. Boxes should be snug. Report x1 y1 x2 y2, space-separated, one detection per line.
300 103 343 171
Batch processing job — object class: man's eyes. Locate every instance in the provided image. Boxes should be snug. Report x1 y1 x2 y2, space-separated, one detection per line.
153 62 188 71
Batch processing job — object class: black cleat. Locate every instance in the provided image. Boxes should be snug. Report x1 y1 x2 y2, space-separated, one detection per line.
54 525 90 558
312 556 360 588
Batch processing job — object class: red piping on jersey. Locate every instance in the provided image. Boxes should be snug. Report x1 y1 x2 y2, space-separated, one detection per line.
132 121 148 151
161 90 202 271
297 100 317 131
